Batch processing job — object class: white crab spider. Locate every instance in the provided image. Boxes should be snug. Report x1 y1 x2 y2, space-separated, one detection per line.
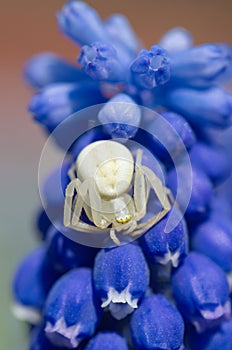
64 140 172 245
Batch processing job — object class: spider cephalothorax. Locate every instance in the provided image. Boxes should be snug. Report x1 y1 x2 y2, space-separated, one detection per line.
64 140 172 245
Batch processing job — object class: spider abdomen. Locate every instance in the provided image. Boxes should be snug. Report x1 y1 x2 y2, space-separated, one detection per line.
76 140 134 198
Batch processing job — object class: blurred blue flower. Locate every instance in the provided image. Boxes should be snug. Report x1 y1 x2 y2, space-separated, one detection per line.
97 93 141 139
57 1 108 46
29 82 106 132
143 111 196 165
189 141 231 185
158 27 193 55
167 164 213 224
165 87 232 128
24 52 87 90
104 14 140 56
191 215 232 272
170 44 232 88
78 42 126 82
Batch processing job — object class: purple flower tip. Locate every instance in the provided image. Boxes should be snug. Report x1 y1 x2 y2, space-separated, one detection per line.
130 45 170 89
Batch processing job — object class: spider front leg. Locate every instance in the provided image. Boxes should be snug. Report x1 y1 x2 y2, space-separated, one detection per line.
133 149 149 221
64 178 109 234
142 165 171 215
64 178 84 227
129 165 172 237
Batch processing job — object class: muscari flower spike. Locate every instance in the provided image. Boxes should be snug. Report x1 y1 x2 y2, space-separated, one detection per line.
14 1 232 349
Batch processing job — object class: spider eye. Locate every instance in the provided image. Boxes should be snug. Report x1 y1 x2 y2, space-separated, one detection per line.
116 215 132 224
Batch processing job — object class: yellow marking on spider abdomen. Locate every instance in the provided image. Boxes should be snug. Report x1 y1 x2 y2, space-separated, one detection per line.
116 215 132 224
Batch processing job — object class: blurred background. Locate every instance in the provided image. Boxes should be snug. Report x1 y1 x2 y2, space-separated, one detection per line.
1 0 232 348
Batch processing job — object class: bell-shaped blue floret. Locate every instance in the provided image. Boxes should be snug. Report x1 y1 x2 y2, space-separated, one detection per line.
158 27 193 55
141 207 188 268
130 45 171 89
189 142 231 185
78 42 126 82
85 332 129 350
93 244 149 320
191 215 232 272
141 111 195 165
167 163 213 224
165 87 232 128
29 82 106 132
44 268 102 348
188 319 232 350
57 1 108 46
24 52 87 90
98 93 141 139
130 294 185 350
12 246 60 324
172 252 231 333
46 225 98 272
170 44 232 88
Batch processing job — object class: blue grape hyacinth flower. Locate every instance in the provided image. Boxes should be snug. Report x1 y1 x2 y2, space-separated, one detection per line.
172 252 231 333
141 207 188 268
170 44 232 88
130 45 171 89
14 1 232 349
85 332 129 350
191 214 232 273
57 1 108 46
97 93 141 139
44 268 102 348
12 246 60 325
24 52 88 90
93 243 149 320
78 42 126 82
130 294 185 350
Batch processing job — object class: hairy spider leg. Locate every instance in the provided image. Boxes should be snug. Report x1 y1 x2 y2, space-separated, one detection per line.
133 148 149 221
64 178 83 227
130 165 172 237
